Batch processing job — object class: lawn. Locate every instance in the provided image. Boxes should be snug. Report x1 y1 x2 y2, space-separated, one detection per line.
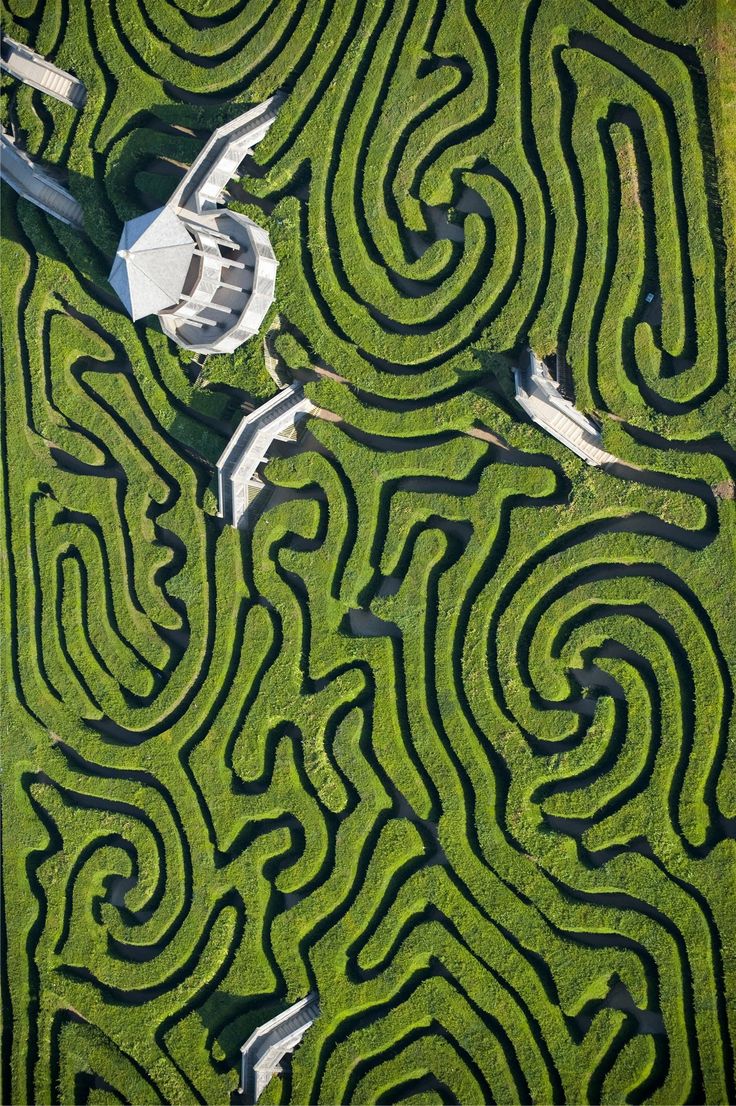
1 0 735 1103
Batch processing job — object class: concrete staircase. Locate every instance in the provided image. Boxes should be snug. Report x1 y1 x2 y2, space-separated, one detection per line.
239 993 320 1103
514 350 618 467
1 33 86 107
170 96 281 215
217 383 315 526
0 128 83 227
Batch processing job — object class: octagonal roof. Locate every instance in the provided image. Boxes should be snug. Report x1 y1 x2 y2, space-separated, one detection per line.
109 206 195 320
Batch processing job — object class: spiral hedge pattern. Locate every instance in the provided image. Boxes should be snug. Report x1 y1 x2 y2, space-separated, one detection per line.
2 0 735 1103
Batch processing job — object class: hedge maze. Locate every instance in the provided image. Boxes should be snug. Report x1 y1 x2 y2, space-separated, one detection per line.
1 0 735 1103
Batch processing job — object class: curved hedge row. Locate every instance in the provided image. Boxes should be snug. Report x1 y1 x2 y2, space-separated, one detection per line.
1 0 735 1103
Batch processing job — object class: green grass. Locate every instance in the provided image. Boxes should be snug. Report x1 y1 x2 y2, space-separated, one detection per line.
1 0 735 1103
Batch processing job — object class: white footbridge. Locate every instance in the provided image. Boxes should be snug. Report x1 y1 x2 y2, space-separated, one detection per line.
1 33 86 108
514 350 617 466
0 127 83 227
217 383 316 527
239 993 320 1103
169 95 280 215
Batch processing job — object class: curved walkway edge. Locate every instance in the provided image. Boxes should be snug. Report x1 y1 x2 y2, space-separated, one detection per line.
1 33 86 107
0 128 83 227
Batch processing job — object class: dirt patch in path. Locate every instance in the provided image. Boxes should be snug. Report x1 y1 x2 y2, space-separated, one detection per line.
712 479 735 500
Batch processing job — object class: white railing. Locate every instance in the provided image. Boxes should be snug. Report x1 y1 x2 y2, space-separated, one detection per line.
0 33 86 108
169 95 281 215
1 128 83 227
217 383 315 526
514 351 618 467
239 993 320 1103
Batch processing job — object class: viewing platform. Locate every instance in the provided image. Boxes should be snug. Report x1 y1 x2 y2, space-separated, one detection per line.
239 994 320 1103
514 350 617 467
109 98 281 356
0 33 86 107
169 96 281 215
217 384 315 527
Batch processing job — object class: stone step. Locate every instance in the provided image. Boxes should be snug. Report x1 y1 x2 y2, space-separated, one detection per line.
1 35 85 106
40 70 70 94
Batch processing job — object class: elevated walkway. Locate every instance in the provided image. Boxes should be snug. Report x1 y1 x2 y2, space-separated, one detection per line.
0 127 83 227
514 350 617 467
1 33 86 107
217 383 315 527
239 994 320 1103
110 97 281 355
170 95 281 215
159 207 277 355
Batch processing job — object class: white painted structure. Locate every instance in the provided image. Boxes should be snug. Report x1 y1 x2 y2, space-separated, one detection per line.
217 383 315 527
0 33 86 108
0 126 83 227
239 994 320 1103
168 98 280 215
514 349 617 466
109 98 281 355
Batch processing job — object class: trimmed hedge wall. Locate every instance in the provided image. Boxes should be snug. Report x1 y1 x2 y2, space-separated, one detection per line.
1 0 734 1103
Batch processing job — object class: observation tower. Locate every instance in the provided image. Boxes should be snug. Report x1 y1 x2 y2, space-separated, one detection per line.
109 98 280 356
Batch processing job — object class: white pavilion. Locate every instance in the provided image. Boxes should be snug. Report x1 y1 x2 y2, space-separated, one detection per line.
108 98 280 356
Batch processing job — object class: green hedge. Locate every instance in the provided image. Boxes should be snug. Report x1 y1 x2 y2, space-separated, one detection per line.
1 0 734 1102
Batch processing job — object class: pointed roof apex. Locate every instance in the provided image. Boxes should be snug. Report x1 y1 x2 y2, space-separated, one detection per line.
108 206 195 321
